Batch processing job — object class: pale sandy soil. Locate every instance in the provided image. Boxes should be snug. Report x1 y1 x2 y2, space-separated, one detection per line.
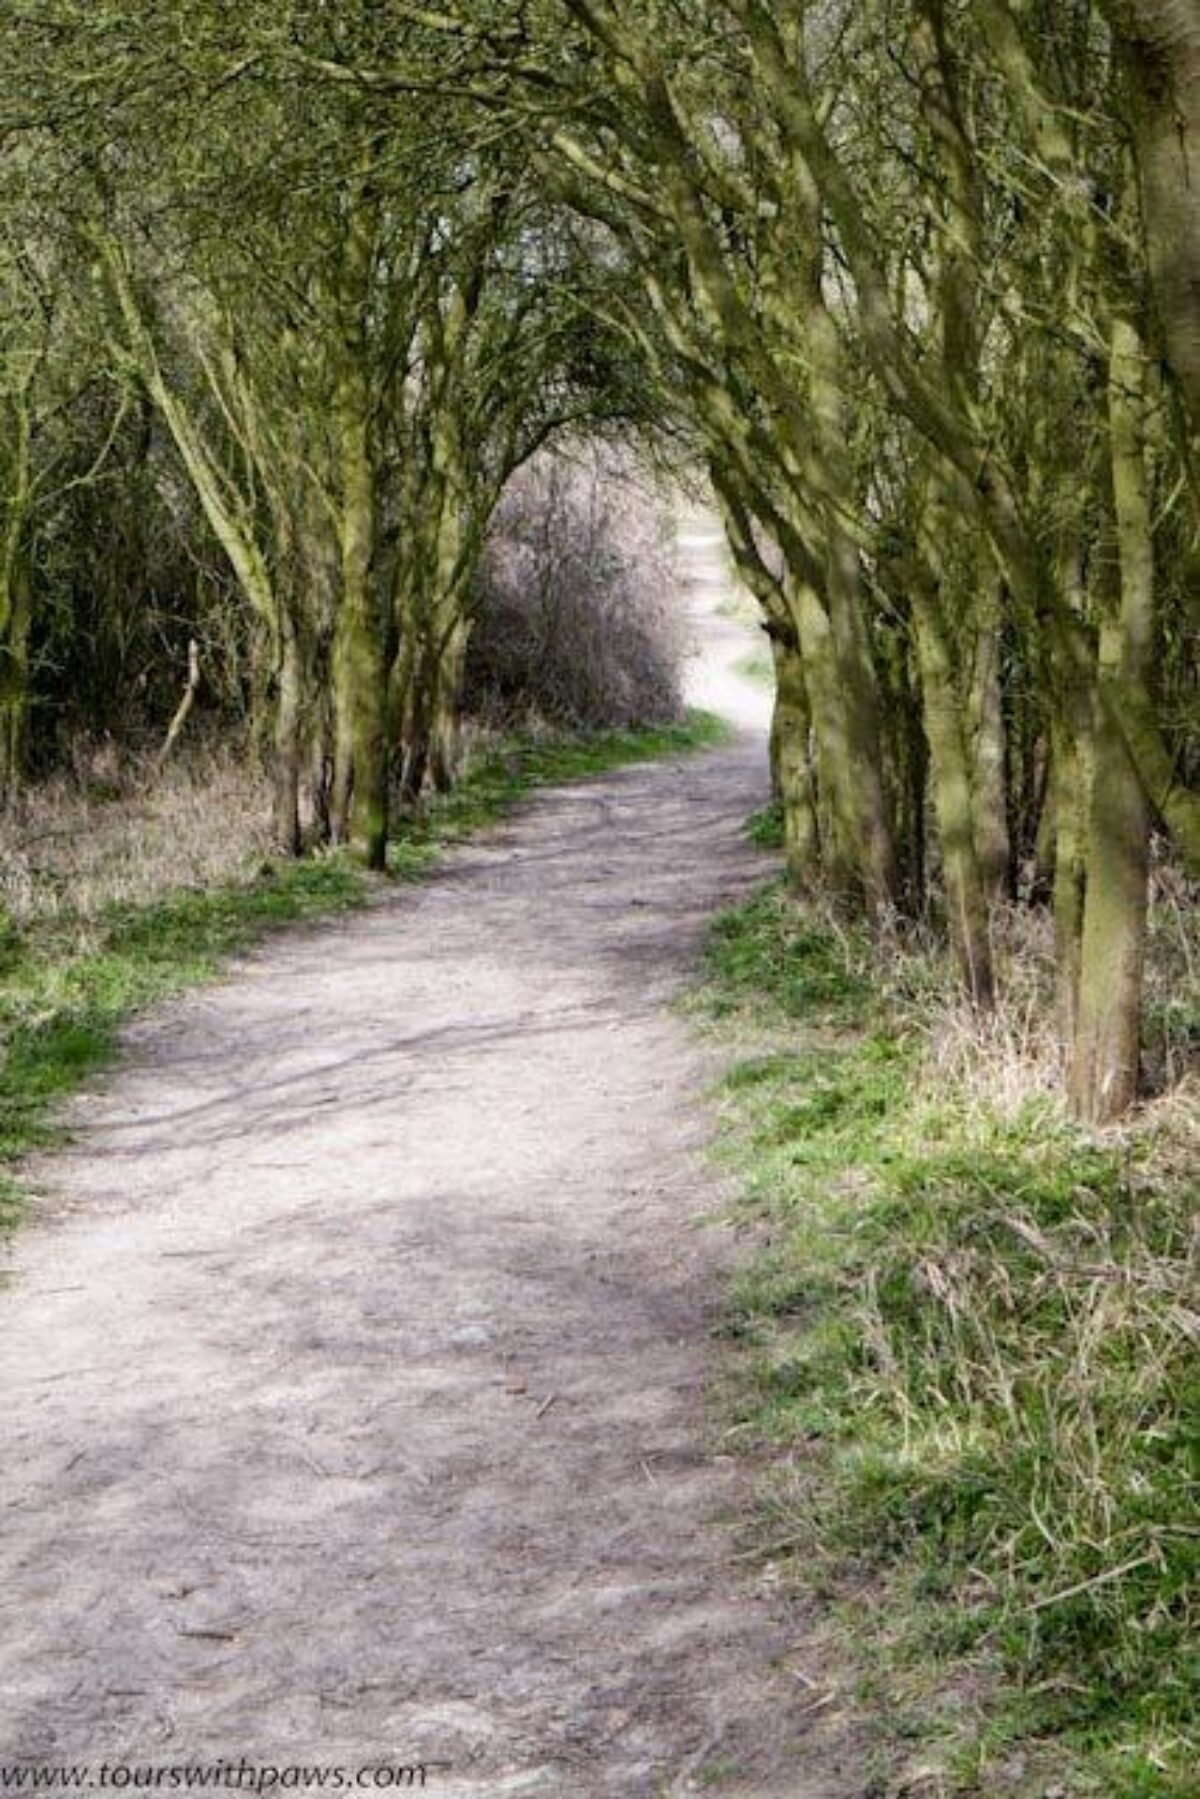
0 521 859 1796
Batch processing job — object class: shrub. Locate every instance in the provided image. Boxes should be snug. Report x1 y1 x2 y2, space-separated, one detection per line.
464 447 685 731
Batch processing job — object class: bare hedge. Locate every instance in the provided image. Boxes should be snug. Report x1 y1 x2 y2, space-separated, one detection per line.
463 450 686 731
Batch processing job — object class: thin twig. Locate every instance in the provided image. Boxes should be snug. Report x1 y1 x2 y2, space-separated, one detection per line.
1025 1553 1156 1614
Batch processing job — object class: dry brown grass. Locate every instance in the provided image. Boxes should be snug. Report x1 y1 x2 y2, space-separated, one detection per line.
864 875 1199 1125
0 745 273 926
908 904 1067 1114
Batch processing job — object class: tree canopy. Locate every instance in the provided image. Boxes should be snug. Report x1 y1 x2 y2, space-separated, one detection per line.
1 0 1195 1121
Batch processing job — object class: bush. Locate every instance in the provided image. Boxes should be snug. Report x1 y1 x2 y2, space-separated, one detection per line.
463 448 686 731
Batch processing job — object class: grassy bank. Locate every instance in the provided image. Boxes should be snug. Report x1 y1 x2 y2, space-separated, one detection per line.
695 881 1197 1797
0 710 726 1237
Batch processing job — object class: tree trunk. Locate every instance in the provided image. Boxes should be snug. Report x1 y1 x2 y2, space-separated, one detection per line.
330 574 388 868
769 630 821 885
967 561 1011 904
0 379 34 811
912 581 996 1007
1103 2 1200 439
429 616 472 795
1045 472 1097 1036
787 576 866 905
400 667 433 807
399 619 438 808
824 530 900 914
1052 722 1092 1041
0 561 31 811
796 180 899 914
330 190 388 871
272 611 304 857
1070 311 1156 1123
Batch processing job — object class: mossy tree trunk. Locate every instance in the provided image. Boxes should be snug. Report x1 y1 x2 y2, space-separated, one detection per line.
793 162 898 915
732 0 1200 874
967 561 1011 905
618 60 899 917
0 389 33 810
429 614 473 795
709 462 822 888
1070 310 1156 1123
272 607 305 858
329 185 388 870
1050 531 1095 1042
768 626 820 887
911 0 1006 982
911 574 996 1008
96 228 316 854
1102 2 1200 440
786 571 879 908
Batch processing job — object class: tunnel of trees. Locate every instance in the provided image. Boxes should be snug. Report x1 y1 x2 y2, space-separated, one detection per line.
0 0 1196 1125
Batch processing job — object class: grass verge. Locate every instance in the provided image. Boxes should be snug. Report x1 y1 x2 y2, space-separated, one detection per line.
0 709 726 1237
693 879 1197 1797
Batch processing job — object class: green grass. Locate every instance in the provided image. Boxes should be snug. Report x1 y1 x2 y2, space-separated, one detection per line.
696 880 1198 1796
0 709 726 1237
745 799 785 851
0 857 365 1233
703 880 870 1024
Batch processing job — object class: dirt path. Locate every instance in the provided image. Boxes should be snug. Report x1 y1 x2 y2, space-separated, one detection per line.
0 526 850 1796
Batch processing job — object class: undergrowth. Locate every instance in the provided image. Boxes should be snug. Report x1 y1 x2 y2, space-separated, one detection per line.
695 879 1198 1797
745 799 785 852
0 710 724 1236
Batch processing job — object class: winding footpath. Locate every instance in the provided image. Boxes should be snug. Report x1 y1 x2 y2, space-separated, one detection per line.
0 526 853 1797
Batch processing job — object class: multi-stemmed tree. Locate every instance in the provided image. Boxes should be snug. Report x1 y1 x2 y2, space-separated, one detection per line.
409 0 1197 1121
4 0 653 865
0 0 1194 1118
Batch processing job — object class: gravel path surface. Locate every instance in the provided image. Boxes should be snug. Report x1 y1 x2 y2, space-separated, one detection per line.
0 524 854 1797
